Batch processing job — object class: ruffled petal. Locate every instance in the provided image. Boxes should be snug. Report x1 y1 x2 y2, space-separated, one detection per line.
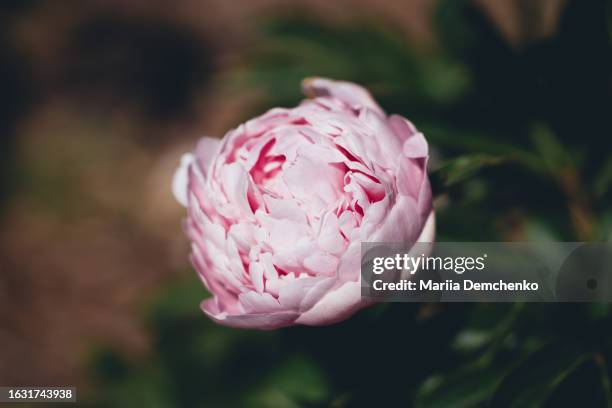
296 281 366 326
172 153 194 207
194 137 222 176
302 77 384 114
202 298 299 330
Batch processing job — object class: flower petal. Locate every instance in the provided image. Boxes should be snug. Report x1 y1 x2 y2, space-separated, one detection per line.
172 153 194 207
296 281 366 326
302 77 384 114
202 298 299 330
195 137 222 176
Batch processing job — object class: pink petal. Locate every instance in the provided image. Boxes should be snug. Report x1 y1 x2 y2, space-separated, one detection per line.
202 298 299 330
317 212 346 255
402 132 429 159
278 276 328 310
172 153 194 207
243 108 293 136
260 252 279 281
349 172 385 203
195 137 222 176
417 210 436 243
244 135 276 170
359 108 403 161
388 115 418 145
226 236 247 282
188 198 225 249
248 262 265 293
303 252 338 276
297 143 348 163
295 281 366 326
297 277 337 312
239 291 281 313
272 237 317 271
219 162 254 216
263 195 307 223
302 77 384 114
396 156 425 199
282 155 344 211
338 211 358 239
255 211 310 251
228 222 256 252
396 156 432 217
368 195 431 244
190 245 239 310
335 241 362 282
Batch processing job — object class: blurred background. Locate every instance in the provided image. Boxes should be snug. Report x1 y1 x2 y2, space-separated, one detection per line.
0 0 611 406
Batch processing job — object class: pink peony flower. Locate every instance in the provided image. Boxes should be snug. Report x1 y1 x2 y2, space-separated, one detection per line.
173 78 434 329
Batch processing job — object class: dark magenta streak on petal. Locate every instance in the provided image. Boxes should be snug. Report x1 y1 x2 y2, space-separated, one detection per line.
353 202 364 217
335 144 361 163
247 183 260 213
292 117 309 125
351 169 380 184
363 185 385 203
249 138 287 192
250 138 276 182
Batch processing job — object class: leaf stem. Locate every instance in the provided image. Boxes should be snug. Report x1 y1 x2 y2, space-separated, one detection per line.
594 353 612 407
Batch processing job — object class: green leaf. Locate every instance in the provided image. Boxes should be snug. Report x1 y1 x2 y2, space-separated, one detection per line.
593 159 612 198
529 123 573 173
96 363 174 408
489 343 589 407
452 329 492 353
419 124 541 168
236 16 471 114
416 362 509 408
146 273 208 325
246 354 330 407
430 154 509 191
